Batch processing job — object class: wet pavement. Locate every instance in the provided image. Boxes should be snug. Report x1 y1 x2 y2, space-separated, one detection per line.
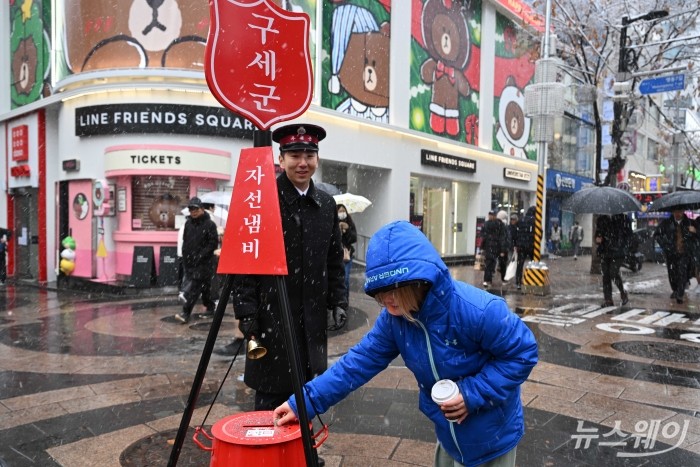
1 255 699 466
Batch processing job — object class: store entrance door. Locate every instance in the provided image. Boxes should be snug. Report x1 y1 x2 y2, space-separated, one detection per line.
13 189 39 279
424 187 449 255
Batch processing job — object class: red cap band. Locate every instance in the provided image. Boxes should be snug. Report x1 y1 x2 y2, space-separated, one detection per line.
279 134 319 146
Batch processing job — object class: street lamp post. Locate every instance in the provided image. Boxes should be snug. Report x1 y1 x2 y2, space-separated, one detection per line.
607 10 669 188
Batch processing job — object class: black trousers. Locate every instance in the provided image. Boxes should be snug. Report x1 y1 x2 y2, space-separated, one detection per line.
0 251 6 282
666 254 689 298
515 247 533 286
497 254 508 281
601 257 624 301
181 272 216 316
483 254 497 283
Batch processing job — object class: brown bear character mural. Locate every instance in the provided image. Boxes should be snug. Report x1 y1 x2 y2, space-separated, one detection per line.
148 194 180 229
420 0 471 137
495 76 531 159
63 0 209 73
329 4 390 123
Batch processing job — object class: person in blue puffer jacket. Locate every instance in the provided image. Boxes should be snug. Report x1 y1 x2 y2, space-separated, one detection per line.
274 220 538 467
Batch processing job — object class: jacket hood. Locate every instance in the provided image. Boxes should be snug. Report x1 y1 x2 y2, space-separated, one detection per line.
364 221 451 297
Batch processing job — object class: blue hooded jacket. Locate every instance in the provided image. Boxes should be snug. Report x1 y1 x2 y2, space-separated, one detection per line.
289 221 538 465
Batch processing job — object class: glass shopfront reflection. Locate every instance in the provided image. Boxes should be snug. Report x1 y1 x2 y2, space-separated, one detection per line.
410 176 474 257
491 186 530 218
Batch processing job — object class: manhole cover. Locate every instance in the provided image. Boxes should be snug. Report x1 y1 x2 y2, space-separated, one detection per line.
120 427 211 466
612 341 700 363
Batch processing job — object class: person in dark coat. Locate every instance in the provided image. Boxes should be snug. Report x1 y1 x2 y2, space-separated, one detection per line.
231 123 348 413
595 215 630 307
514 207 536 290
337 203 357 323
0 227 9 285
174 197 219 323
480 211 509 287
654 209 698 304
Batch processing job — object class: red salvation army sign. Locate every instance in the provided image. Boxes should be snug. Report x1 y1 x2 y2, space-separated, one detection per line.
218 147 287 275
205 0 313 130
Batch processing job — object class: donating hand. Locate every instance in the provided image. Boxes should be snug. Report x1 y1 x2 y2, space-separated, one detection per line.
273 402 297 426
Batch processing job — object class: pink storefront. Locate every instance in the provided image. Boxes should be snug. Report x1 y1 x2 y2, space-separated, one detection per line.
64 144 231 285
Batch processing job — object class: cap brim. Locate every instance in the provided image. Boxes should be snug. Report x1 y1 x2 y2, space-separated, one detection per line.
280 143 319 152
365 280 432 297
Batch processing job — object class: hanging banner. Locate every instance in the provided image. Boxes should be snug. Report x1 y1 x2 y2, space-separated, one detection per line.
218 146 287 275
205 0 313 130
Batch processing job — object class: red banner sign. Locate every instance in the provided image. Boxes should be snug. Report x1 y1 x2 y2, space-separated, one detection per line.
205 0 313 130
217 146 287 275
10 165 31 177
11 125 29 161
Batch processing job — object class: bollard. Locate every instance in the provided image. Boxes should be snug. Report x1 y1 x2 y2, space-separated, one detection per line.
522 261 550 296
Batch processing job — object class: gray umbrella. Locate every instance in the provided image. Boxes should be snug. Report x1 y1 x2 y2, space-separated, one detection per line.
562 186 641 214
315 182 341 195
647 190 700 212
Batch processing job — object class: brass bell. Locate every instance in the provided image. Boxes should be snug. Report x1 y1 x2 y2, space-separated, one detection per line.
247 337 267 359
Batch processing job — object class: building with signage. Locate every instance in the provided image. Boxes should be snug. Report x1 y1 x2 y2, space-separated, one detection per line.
545 170 596 251
0 0 563 286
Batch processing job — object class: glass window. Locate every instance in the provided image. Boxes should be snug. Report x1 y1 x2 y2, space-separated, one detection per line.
647 139 658 162
410 176 472 256
131 176 189 231
491 187 529 217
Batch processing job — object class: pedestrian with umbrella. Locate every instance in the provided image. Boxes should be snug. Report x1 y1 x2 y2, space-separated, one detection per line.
335 203 356 325
595 214 630 307
332 192 372 214
649 191 700 303
562 186 641 215
654 209 698 304
514 207 536 290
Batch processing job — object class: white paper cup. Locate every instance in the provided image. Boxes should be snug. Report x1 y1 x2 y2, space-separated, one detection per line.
432 379 459 422
431 379 459 405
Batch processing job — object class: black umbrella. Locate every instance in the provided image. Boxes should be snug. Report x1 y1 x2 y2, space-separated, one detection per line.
562 186 641 214
315 182 341 195
647 190 700 212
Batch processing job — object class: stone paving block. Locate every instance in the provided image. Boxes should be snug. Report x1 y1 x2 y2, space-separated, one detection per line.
0 402 69 431
46 424 155 467
2 385 96 411
145 403 235 432
366 367 411 389
59 390 143 414
528 394 616 424
391 438 435 466
618 382 700 413
89 374 170 395
580 392 676 423
533 360 602 381
522 381 587 403
665 413 700 436
545 374 626 398
316 432 400 461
